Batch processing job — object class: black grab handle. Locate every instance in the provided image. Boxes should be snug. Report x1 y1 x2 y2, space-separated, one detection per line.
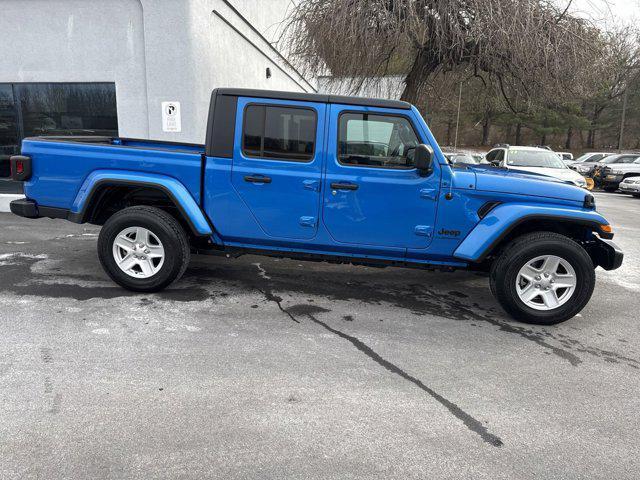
330 182 359 191
244 175 272 184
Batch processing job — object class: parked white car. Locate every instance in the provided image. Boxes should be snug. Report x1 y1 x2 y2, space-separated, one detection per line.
557 152 574 164
618 176 640 197
485 145 588 188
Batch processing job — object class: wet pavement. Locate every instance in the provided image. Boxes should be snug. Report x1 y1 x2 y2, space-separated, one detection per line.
0 191 638 479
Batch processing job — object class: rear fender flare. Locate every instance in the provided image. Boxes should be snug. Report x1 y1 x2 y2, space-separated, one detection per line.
453 203 609 262
70 170 213 236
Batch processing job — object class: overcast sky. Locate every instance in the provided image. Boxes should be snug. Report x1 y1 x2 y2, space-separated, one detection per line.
568 0 639 25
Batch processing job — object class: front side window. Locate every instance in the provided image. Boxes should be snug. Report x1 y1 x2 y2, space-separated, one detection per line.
242 105 316 161
338 113 420 168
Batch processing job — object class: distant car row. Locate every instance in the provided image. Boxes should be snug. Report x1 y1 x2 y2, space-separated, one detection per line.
443 145 589 188
443 146 640 193
568 152 640 192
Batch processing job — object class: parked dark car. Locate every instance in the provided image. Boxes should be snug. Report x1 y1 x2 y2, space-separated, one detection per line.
591 154 640 190
572 154 639 183
569 152 612 176
597 158 640 191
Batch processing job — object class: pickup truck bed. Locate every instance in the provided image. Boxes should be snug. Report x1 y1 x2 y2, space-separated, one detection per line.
19 136 204 211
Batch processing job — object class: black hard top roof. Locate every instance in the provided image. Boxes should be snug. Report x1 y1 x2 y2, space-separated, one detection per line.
214 88 411 110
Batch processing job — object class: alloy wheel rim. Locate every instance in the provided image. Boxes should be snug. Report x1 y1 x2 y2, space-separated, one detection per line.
112 226 165 279
515 255 577 311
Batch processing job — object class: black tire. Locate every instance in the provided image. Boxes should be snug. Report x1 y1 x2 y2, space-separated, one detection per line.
489 232 595 325
632 194 640 198
98 206 190 292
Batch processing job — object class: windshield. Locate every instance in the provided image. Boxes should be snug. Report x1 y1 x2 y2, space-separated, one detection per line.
575 153 598 163
506 149 567 169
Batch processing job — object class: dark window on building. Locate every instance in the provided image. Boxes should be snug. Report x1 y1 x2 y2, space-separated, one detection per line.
0 82 118 180
0 85 19 178
242 105 316 162
338 113 419 169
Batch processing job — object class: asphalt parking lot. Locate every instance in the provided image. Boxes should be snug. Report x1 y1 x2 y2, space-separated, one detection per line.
1 192 639 479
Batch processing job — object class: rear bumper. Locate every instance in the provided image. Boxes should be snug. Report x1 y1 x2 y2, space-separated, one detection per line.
10 198 73 221
10 198 39 218
588 236 623 271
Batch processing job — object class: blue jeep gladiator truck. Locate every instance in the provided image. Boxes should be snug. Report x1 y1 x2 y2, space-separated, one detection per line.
9 88 622 324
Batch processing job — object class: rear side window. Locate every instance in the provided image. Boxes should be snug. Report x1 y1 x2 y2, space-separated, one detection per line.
242 105 316 162
338 113 419 168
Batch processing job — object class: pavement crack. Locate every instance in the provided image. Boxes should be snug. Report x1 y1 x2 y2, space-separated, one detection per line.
253 264 300 323
285 304 503 448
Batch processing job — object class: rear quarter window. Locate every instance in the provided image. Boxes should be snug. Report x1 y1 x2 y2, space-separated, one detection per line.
242 105 316 162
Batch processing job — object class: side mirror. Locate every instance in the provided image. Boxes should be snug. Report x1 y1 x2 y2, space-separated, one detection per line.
415 144 434 177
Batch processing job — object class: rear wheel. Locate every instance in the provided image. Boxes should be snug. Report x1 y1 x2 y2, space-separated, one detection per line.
490 232 595 325
98 206 190 292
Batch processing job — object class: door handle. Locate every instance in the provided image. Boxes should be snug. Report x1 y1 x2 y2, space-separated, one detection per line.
244 175 272 184
330 182 358 191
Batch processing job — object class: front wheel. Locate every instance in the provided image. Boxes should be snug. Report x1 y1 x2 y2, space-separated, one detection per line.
98 206 190 292
490 232 595 325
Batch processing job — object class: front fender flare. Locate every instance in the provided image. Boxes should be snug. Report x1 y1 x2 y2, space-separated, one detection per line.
453 203 609 263
70 170 213 236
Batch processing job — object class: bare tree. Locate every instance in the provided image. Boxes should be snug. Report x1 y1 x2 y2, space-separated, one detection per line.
579 27 640 148
283 0 605 107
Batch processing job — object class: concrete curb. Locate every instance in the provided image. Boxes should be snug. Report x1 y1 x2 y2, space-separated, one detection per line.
0 194 22 213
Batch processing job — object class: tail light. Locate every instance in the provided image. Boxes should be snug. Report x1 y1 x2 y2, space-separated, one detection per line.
10 155 31 181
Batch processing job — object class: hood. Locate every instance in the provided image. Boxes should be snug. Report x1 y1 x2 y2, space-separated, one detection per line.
601 163 640 173
573 161 603 168
507 166 585 184
468 166 587 205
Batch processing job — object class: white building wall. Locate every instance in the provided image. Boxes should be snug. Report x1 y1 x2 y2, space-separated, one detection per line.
0 0 314 144
0 0 150 138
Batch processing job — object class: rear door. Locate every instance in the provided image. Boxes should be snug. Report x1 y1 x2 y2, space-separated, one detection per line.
322 106 440 250
231 98 326 240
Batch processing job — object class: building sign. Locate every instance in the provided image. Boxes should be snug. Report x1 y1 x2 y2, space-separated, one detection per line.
162 101 181 132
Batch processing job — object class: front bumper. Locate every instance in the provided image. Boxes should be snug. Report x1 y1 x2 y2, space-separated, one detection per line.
600 174 624 188
619 182 640 193
588 236 624 271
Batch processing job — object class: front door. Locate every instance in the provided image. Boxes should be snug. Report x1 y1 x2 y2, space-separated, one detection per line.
231 99 326 241
322 107 440 250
